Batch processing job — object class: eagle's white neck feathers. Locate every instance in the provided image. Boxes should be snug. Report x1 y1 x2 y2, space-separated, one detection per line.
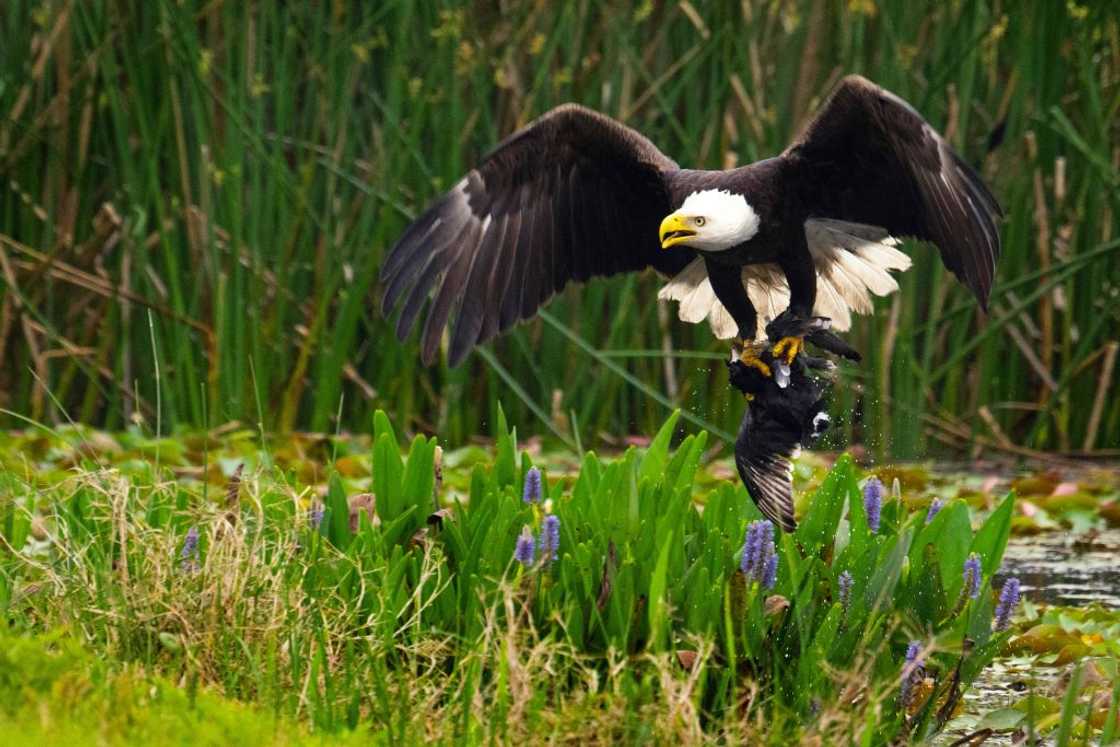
676 189 760 251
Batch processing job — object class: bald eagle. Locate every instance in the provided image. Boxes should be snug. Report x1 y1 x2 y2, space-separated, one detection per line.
381 75 1001 367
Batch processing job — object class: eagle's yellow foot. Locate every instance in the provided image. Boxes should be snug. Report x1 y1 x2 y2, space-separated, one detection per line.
771 336 804 365
731 339 772 377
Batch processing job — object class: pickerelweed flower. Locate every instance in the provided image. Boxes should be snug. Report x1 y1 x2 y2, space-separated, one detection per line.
522 466 542 504
539 514 560 564
514 526 535 566
900 641 924 706
863 477 883 533
740 520 776 587
838 571 854 614
994 577 1021 631
963 554 982 600
925 498 944 524
181 526 200 572
739 524 757 577
761 552 779 589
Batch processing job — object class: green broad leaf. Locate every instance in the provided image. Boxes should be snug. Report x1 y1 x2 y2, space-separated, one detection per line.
372 431 404 521
975 708 1025 732
1 499 31 552
913 500 971 603
908 542 948 623
800 603 842 694
380 506 418 548
1055 662 1082 746
626 460 641 539
1100 675 1120 744
1015 693 1063 716
970 492 1015 575
639 409 680 485
493 404 517 489
965 579 997 646
865 528 913 617
671 430 708 496
372 410 400 454
796 454 854 555
683 565 713 632
647 534 674 651
401 435 436 516
325 472 351 550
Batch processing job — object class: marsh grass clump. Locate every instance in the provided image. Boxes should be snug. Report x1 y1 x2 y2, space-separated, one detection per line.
0 410 1024 743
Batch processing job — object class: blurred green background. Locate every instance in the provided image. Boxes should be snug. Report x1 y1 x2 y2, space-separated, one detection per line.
1 0 1117 458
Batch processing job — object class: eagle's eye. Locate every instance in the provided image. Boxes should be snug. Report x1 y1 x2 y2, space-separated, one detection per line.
695 217 706 227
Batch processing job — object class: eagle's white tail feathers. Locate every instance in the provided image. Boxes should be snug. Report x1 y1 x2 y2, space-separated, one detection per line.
657 219 912 339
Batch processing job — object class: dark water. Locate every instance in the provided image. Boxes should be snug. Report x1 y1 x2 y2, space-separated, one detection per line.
997 529 1120 609
942 529 1120 744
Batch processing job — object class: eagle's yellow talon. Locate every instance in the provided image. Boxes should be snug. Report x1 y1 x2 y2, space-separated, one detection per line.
732 338 772 378
772 336 803 365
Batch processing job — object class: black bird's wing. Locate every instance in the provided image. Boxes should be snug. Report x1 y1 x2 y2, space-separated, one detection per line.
381 104 696 365
735 403 802 533
783 75 1002 309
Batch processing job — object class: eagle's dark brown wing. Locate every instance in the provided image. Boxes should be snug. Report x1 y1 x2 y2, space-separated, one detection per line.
783 75 1002 309
381 104 696 365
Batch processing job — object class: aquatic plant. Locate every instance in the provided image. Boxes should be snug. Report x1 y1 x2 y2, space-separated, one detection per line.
522 466 542 504
994 578 1022 631
863 478 884 533
539 514 560 564
925 498 944 524
838 571 853 615
180 526 200 572
514 526 536 566
963 554 983 600
740 519 776 587
0 410 1023 744
900 641 924 706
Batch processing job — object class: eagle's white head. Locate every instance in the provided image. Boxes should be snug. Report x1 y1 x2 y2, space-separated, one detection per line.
659 189 760 252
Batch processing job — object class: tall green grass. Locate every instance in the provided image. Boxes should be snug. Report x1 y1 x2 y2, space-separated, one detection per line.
1 0 1117 456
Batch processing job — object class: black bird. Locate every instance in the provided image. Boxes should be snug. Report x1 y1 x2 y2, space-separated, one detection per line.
381 75 1001 368
729 313 835 532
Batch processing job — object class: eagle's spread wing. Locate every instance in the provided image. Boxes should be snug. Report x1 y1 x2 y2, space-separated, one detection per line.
783 75 1002 309
735 405 802 533
381 104 695 365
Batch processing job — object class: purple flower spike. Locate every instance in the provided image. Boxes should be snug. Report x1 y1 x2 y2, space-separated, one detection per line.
740 522 762 576
522 466 542 504
838 571 853 614
538 514 560 564
761 552 779 589
994 578 1021 631
181 526 200 572
963 554 982 600
900 641 924 705
514 526 536 566
925 498 944 524
740 520 776 587
863 478 883 533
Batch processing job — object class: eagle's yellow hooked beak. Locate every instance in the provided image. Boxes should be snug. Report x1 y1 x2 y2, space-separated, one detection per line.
659 214 697 249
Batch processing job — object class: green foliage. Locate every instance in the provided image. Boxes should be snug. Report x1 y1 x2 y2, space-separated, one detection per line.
0 410 1034 743
0 629 370 746
1 1 1118 455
